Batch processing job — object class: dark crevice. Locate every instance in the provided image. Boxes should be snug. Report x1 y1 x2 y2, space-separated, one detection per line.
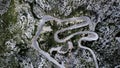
28 2 40 19
115 32 120 37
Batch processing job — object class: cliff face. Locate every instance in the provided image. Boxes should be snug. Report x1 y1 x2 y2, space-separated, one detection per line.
0 0 120 68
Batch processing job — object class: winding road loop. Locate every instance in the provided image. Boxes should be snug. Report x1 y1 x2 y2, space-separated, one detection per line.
31 15 99 68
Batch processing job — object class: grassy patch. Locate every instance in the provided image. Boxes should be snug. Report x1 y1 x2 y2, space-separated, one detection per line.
0 0 18 53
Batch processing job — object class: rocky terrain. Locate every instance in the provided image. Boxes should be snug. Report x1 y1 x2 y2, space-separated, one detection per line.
0 0 120 68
